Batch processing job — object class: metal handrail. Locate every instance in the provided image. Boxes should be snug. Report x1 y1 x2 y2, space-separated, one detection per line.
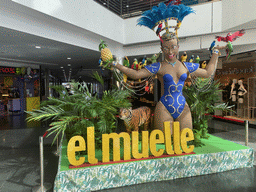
94 0 216 19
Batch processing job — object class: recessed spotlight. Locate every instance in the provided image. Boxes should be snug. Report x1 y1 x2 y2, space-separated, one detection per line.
103 2 106 5
67 57 71 60
60 66 63 68
126 5 129 7
68 64 71 66
35 46 41 49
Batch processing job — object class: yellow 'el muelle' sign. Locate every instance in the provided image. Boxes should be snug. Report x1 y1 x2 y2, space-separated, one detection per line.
67 121 194 166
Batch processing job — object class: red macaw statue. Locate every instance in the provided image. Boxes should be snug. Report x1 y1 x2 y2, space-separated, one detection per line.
216 29 245 43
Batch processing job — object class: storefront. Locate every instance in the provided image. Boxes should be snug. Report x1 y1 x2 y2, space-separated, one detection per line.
215 58 256 120
0 64 40 115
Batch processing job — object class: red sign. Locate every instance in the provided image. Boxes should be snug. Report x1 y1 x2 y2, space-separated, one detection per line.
0 67 16 74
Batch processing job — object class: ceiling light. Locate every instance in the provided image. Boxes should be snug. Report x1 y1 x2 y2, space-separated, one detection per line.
126 5 129 7
68 64 71 66
67 57 71 60
60 66 63 68
103 2 106 5
35 46 41 49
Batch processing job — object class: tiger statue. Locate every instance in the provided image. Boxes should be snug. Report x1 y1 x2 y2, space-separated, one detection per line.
119 106 151 134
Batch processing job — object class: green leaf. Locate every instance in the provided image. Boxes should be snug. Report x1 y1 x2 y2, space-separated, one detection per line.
25 75 132 150
184 78 234 144
92 71 104 86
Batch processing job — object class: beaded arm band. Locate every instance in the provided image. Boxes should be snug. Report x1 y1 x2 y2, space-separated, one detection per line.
213 49 219 54
112 61 117 66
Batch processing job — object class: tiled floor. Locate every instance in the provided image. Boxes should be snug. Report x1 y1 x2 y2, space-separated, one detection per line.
0 114 256 192
0 146 58 192
0 114 58 192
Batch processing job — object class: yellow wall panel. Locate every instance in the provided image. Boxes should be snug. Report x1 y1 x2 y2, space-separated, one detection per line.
26 96 40 111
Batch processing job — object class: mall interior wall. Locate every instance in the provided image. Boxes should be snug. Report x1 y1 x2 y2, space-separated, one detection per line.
0 0 124 58
222 0 256 31
11 0 125 44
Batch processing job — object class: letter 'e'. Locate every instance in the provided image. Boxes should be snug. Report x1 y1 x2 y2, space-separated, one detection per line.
67 136 85 166
180 128 194 153
150 130 165 157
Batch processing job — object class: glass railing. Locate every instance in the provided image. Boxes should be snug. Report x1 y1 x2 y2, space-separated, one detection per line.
94 0 220 19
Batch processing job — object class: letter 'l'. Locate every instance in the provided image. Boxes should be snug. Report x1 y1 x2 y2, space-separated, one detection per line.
173 121 182 154
87 127 98 164
164 121 174 155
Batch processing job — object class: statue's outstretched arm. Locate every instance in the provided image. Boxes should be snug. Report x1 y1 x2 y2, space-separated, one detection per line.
111 62 152 80
193 50 220 78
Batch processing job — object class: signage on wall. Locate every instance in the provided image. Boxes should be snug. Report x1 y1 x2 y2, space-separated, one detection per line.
216 66 255 76
0 67 16 74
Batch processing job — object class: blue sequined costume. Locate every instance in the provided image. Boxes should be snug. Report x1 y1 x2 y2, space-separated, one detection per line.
145 62 199 119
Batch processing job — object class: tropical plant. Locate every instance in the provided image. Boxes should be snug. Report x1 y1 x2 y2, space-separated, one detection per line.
183 77 233 147
26 72 132 151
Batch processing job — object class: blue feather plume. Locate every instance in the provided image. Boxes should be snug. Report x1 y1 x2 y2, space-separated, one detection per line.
137 2 195 29
178 4 195 21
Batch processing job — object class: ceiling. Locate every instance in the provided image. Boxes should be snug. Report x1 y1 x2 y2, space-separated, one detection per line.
0 26 101 82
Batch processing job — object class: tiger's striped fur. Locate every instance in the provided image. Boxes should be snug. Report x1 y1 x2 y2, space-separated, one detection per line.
119 106 151 134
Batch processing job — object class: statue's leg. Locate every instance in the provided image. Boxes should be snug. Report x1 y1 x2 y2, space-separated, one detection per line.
154 101 174 131
176 103 193 130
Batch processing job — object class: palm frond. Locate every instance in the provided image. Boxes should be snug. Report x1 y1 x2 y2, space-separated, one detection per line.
92 71 104 86
184 78 234 144
26 76 132 148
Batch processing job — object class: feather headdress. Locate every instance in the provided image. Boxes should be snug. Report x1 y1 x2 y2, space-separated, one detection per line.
137 2 195 41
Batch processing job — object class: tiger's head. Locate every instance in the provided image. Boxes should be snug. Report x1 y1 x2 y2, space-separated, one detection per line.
119 107 132 120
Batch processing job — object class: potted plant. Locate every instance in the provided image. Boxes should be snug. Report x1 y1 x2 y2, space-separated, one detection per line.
183 77 233 146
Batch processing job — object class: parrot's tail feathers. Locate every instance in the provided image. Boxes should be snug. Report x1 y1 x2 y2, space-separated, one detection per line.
159 34 163 44
239 29 246 35
226 49 229 58
238 32 245 36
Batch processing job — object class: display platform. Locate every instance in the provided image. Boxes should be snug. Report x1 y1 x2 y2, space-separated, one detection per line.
54 135 254 192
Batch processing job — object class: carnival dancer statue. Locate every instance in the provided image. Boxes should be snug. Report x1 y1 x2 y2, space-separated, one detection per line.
109 3 222 132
